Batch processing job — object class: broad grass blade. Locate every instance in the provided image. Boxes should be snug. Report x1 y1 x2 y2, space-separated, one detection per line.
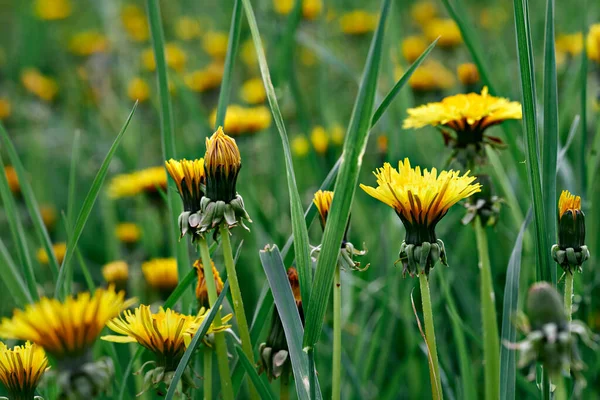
234 346 277 400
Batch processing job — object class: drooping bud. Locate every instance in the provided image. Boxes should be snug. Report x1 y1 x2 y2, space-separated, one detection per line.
526 282 567 331
552 190 589 273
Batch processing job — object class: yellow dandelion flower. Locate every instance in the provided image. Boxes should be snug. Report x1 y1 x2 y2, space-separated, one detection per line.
4 166 19 193
330 124 345 145
411 1 437 27
127 77 150 102
142 258 179 292
40 204 57 229
115 222 141 244
407 60 455 92
555 33 583 58
102 305 232 370
165 158 205 213
209 105 271 135
193 260 223 307
203 32 229 60
21 68 59 102
240 78 266 105
102 261 129 285
558 190 581 218
107 166 167 199
0 98 12 120
587 24 600 63
36 242 66 265
68 31 109 56
184 62 224 92
402 36 428 63
339 10 378 35
0 341 48 399
313 190 333 228
175 17 201 41
310 126 329 155
457 63 479 86
424 18 462 48
142 43 187 72
292 135 310 157
121 4 149 42
34 0 71 20
273 0 322 20
0 287 134 359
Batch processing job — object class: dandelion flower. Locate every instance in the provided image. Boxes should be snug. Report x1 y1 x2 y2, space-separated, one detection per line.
310 126 329 155
107 166 167 199
127 77 150 102
330 124 345 146
21 68 59 102
175 17 201 41
401 36 428 63
410 1 437 27
68 31 109 56
102 261 129 285
121 4 149 42
142 258 179 293
36 242 66 265
203 32 229 60
586 24 600 63
457 63 480 86
40 204 57 229
193 259 224 307
313 190 333 228
339 10 378 35
240 78 266 105
0 341 48 400
142 43 187 72
292 135 310 157
424 19 462 48
4 166 19 193
0 98 12 120
406 60 455 92
184 62 224 92
555 33 584 58
34 0 71 20
209 105 271 135
165 158 206 237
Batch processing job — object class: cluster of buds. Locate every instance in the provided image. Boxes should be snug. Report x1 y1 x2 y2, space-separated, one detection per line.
552 190 589 273
135 359 195 398
50 356 114 400
462 174 503 227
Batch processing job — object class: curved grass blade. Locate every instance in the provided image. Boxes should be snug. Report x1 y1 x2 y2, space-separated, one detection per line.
0 239 32 306
54 102 138 299
165 280 230 400
303 0 391 349
234 346 277 400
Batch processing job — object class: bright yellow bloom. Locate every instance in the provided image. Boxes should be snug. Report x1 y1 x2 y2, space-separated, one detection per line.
339 10 378 35
292 135 310 157
4 166 19 193
21 68 59 102
175 17 202 41
121 4 149 42
165 158 205 212
310 126 329 155
240 78 266 105
115 222 141 244
0 287 134 359
142 258 179 292
102 305 232 370
313 190 333 227
0 98 12 120
411 1 437 27
107 166 167 199
209 105 271 135
0 341 48 399
402 36 428 63
457 63 479 85
102 261 129 284
587 24 600 63
273 0 322 20
184 62 224 92
68 31 109 56
203 32 229 60
330 124 344 145
406 60 455 92
558 190 581 218
555 33 584 57
127 77 150 102
36 242 66 265
193 260 223 307
424 19 462 48
142 43 187 72
34 0 71 20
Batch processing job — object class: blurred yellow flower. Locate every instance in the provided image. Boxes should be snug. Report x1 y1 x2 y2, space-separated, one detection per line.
36 242 66 265
115 222 141 244
402 35 428 63
40 204 57 229
203 31 229 60
68 31 109 56
425 19 462 48
0 98 11 120
210 105 271 135
410 1 437 27
121 4 149 42
377 135 388 154
292 135 310 157
240 78 266 104
21 68 59 102
310 126 329 155
142 43 187 72
102 261 129 285
587 24 600 63
193 259 223 307
184 62 224 92
240 38 266 70
0 341 48 399
273 0 322 20
339 10 378 35
108 166 167 199
479 6 508 32
330 124 345 145
555 33 584 58
142 258 179 292
175 16 202 41
0 286 134 359
405 60 455 92
457 63 479 85
34 0 71 20
127 77 150 102
4 166 19 193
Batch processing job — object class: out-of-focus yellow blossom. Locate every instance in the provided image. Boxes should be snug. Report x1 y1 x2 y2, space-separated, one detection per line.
4 166 18 193
40 205 57 229
555 33 584 58
0 98 10 120
241 39 260 69
68 31 109 56
331 124 345 145
21 68 59 102
184 62 224 92
311 126 329 155
425 19 462 48
203 31 229 60
457 63 479 85
406 60 455 92
339 10 378 35
102 261 129 285
240 78 266 104
142 258 179 292
377 135 388 154
0 341 48 400
292 135 310 157
402 36 428 63
479 6 508 32
127 77 150 102
108 166 167 199
175 16 202 41
115 222 141 244
273 0 322 20
300 47 317 66
34 0 71 20
210 105 271 135
142 43 187 72
121 4 149 42
410 1 437 27
193 259 223 307
36 242 66 265
587 24 600 63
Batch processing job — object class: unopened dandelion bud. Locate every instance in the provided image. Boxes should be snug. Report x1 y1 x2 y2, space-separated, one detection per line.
551 190 589 273
527 282 567 330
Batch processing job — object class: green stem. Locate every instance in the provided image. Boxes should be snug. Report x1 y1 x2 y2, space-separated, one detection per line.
564 272 574 324
308 347 316 400
204 349 212 400
419 272 443 400
280 380 290 400
553 373 567 400
332 263 342 400
220 225 259 400
198 238 234 400
475 218 500 400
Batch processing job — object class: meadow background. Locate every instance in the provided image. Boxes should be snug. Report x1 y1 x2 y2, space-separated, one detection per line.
0 0 599 399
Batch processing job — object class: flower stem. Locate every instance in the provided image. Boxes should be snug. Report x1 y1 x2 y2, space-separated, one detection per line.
198 238 234 400
220 224 259 400
332 263 342 400
204 349 212 400
553 373 567 400
419 272 443 400
564 272 574 323
475 218 500 400
280 380 290 400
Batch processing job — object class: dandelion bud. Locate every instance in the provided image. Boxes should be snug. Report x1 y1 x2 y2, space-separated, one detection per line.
165 158 205 239
313 190 333 230
102 261 129 292
193 259 224 307
551 190 589 273
527 282 567 331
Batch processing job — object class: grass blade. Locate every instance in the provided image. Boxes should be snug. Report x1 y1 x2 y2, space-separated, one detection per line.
0 239 32 306
234 346 277 400
54 102 138 299
303 0 391 348
500 210 532 400
259 245 321 400
580 1 588 193
241 0 313 310
67 130 81 226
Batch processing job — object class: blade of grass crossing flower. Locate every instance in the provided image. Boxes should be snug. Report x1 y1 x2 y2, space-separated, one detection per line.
542 0 558 286
512 0 552 284
54 103 138 299
0 123 60 279
259 245 321 400
241 0 313 310
214 0 242 128
165 280 230 400
234 346 277 400
0 239 32 306
303 0 391 349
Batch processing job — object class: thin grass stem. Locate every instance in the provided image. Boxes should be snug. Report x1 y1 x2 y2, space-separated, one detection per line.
204 349 212 400
332 263 342 400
